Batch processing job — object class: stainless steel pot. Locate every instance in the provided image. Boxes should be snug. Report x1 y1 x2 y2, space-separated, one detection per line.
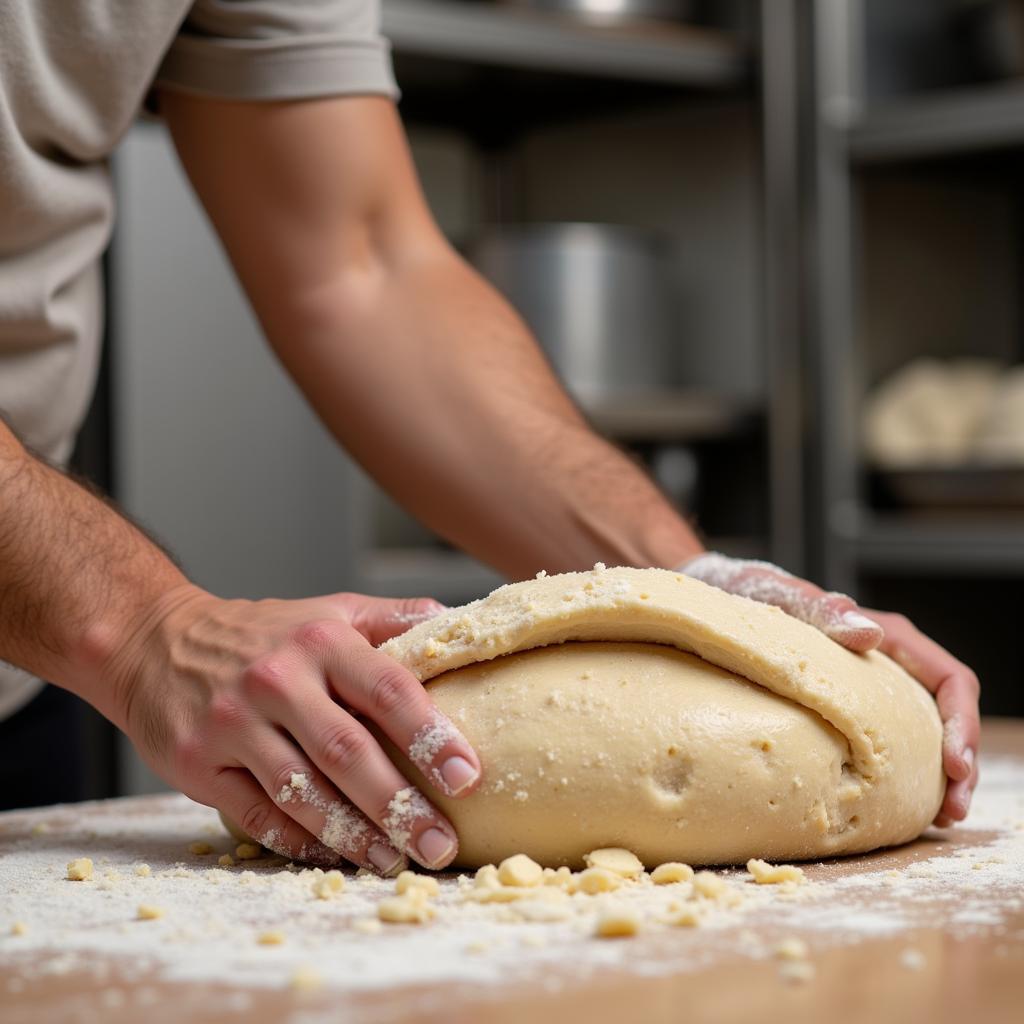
499 0 695 26
465 223 674 400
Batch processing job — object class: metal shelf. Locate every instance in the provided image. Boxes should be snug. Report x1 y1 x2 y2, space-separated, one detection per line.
580 391 760 442
383 1 748 88
841 515 1024 575
848 82 1024 164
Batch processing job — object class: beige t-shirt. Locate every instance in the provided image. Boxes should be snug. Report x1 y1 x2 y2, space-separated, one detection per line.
0 0 398 720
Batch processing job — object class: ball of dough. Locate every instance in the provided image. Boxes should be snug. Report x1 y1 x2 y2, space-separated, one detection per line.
396 642 857 867
382 566 945 869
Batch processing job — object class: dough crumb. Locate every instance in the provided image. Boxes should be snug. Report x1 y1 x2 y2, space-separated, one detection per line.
312 870 346 900
188 841 214 856
134 863 151 877
235 843 262 861
692 871 729 900
542 866 574 888
583 848 644 879
395 871 440 898
10 921 27 936
498 854 543 888
594 905 641 938
66 858 93 882
352 917 383 935
218 854 235 867
289 966 323 992
651 862 695 885
475 864 501 890
257 930 286 945
573 867 622 894
666 904 703 928
136 904 165 921
775 937 809 960
377 895 435 924
747 859 806 885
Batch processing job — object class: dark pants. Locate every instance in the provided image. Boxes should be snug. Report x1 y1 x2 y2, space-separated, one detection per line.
0 683 92 810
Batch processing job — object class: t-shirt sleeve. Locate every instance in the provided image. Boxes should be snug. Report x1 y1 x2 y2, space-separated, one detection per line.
155 0 398 101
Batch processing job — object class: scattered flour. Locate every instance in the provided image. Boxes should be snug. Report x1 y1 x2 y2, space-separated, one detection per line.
0 756 1021 1005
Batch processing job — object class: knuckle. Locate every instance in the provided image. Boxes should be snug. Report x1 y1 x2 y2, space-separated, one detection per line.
369 665 415 718
241 656 291 702
239 800 274 842
208 695 245 731
293 618 344 653
401 596 444 618
271 763 308 802
318 721 372 777
171 734 204 777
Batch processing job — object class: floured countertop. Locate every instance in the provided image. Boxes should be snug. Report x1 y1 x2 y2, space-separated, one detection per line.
1 719 1023 1024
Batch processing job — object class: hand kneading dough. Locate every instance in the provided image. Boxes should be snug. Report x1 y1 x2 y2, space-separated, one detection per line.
381 566 944 868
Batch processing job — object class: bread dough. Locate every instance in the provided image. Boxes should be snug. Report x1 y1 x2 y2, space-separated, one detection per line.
381 566 944 867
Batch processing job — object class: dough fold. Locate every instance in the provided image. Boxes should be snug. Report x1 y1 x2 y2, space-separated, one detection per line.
381 566 945 867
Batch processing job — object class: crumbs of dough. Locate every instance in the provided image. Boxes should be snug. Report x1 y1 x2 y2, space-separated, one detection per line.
276 772 310 804
747 860 806 886
66 858 93 882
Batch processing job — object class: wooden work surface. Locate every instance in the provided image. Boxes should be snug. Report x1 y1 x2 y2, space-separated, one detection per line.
1 718 1022 1024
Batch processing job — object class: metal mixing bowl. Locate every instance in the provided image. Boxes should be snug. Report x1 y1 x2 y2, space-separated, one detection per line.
465 223 675 400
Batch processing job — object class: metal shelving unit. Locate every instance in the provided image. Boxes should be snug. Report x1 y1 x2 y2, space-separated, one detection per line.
383 0 747 86
848 517 1024 576
811 0 1024 591
341 1 807 604
809 2 1024 715
848 81 1024 164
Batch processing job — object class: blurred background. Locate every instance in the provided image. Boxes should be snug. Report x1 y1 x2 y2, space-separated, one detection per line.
67 0 1024 797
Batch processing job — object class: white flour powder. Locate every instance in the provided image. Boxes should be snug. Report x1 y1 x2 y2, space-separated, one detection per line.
1 756 1022 1008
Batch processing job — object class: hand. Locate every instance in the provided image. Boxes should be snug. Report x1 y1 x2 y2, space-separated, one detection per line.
103 585 482 873
682 553 979 826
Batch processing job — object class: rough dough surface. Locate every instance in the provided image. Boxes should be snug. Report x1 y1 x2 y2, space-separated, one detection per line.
381 566 944 868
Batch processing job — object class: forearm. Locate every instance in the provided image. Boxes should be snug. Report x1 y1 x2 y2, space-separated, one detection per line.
263 249 703 577
0 425 188 724
161 94 699 575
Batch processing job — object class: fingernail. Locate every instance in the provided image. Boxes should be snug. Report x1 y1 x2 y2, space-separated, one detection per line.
368 842 406 877
416 827 456 868
963 747 975 773
440 756 478 796
841 611 880 631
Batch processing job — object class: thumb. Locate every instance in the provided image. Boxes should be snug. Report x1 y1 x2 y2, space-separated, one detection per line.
343 595 448 646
